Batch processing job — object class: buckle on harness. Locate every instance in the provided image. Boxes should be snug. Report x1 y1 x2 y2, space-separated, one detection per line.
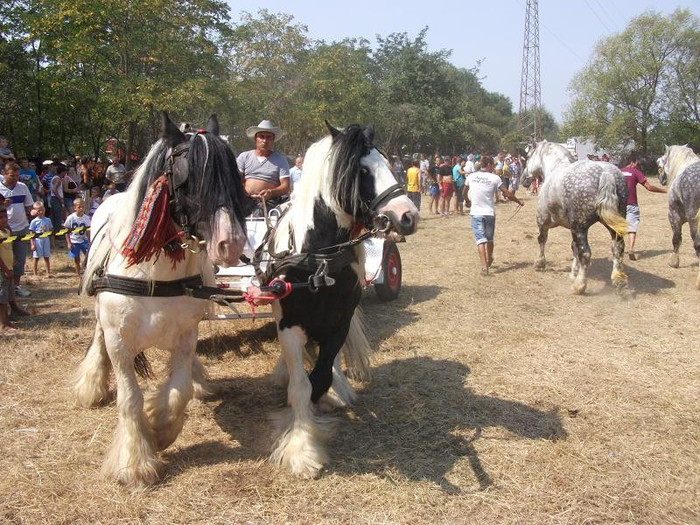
307 260 336 292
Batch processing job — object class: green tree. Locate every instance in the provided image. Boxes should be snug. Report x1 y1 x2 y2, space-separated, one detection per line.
15 0 233 163
563 9 699 155
224 9 311 155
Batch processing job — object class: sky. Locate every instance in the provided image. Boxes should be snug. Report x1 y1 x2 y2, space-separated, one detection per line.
226 0 699 123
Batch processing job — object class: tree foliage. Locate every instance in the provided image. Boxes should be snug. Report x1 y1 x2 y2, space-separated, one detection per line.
562 9 700 155
1 6 551 162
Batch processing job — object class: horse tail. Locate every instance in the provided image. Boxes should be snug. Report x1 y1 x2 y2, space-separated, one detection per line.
341 306 372 382
134 352 153 379
596 170 627 237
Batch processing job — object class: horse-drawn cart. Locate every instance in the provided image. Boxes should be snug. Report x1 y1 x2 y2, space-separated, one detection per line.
210 213 404 320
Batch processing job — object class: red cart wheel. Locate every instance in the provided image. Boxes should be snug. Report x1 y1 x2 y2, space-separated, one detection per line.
373 242 402 301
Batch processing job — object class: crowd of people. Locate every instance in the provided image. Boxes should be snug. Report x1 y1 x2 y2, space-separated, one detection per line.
0 126 670 334
0 135 134 333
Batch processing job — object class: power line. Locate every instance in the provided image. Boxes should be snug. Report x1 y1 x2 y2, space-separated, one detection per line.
582 0 615 33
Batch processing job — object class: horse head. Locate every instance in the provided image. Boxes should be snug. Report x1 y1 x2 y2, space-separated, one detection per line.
158 111 248 267
325 121 419 236
662 144 699 187
521 140 546 188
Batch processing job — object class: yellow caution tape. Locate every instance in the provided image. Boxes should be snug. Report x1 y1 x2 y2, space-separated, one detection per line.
1 226 91 244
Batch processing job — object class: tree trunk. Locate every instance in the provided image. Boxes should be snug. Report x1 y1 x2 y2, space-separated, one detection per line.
126 120 138 170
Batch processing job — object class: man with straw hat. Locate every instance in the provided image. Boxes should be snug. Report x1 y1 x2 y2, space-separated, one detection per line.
236 120 290 210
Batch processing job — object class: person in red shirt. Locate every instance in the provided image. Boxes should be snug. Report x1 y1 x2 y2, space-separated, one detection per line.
621 152 666 260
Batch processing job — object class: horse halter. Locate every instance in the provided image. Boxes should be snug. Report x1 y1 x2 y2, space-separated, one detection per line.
163 133 203 251
361 182 406 231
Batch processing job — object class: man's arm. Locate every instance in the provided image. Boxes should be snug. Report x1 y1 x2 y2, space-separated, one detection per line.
642 180 667 194
500 184 524 206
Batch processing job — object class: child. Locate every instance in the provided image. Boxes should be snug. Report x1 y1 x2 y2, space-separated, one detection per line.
29 201 53 277
0 207 29 331
88 186 102 217
63 197 91 276
103 182 118 200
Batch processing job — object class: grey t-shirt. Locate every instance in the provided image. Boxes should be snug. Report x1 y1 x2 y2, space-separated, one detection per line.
105 163 127 184
236 150 290 185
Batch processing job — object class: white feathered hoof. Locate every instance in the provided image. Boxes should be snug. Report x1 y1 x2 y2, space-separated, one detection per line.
269 408 334 479
572 282 587 295
611 269 628 290
102 431 163 490
534 257 546 271
668 253 680 268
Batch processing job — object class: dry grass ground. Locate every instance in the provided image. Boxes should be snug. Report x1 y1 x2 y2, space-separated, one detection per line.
1 182 698 524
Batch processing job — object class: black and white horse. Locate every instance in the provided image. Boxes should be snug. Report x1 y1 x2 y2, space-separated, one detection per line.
661 144 700 288
73 112 249 488
522 140 628 294
261 122 419 477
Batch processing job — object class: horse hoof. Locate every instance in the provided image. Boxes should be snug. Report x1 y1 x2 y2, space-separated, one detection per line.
611 270 628 289
534 260 546 271
668 260 680 269
572 284 587 295
103 454 163 490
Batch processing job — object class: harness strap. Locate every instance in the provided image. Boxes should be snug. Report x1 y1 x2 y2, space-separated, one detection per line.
261 246 357 286
91 274 204 297
367 183 406 211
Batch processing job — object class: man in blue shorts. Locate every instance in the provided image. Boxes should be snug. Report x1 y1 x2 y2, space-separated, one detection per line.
463 155 524 276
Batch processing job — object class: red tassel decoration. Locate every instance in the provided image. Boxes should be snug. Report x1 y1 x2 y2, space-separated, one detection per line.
122 175 185 267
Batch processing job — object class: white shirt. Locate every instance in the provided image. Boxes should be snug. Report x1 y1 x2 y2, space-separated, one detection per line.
0 181 33 231
465 171 504 217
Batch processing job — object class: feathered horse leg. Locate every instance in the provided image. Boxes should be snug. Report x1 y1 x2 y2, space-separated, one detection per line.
102 331 162 489
269 324 331 479
144 330 197 451
73 309 111 407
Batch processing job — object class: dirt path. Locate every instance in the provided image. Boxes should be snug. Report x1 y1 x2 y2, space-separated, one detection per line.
1 184 698 523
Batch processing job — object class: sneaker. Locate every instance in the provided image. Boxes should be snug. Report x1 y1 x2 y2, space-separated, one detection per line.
15 285 31 297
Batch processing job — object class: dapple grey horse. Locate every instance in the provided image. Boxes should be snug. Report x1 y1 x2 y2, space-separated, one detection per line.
661 144 700 289
522 141 628 294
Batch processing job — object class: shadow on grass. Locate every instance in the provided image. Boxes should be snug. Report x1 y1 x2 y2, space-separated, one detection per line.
585 257 675 295
197 321 278 358
200 356 565 494
360 284 443 347
334 357 566 493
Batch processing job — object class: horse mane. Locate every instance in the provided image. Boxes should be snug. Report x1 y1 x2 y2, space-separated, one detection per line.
282 125 376 252
545 141 576 163
666 145 699 185
82 130 247 291
328 124 374 217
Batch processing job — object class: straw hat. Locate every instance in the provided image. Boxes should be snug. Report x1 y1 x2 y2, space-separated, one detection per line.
245 120 283 140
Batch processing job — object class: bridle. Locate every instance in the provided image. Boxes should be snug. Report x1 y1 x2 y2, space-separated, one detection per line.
163 132 206 252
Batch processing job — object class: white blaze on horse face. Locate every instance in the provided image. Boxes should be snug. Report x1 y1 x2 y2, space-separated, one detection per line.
208 208 246 267
362 149 419 235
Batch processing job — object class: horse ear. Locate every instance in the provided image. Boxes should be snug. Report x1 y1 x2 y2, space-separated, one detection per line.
325 120 341 138
363 124 375 144
159 111 186 147
205 114 220 136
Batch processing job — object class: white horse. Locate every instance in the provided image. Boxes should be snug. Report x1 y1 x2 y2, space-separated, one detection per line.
260 122 419 478
73 112 249 489
661 144 700 288
521 140 628 294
